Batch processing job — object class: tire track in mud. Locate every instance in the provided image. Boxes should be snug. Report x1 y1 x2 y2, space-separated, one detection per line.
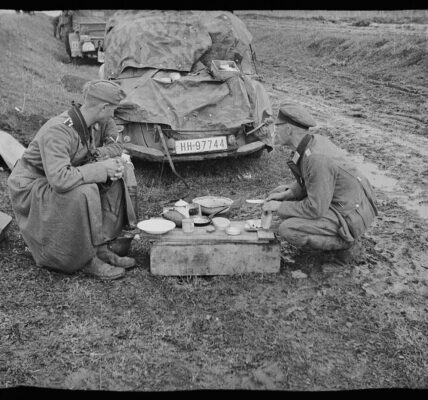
263 64 427 136
265 72 428 159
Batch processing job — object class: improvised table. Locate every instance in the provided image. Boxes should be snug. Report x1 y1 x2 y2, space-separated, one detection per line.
139 220 280 276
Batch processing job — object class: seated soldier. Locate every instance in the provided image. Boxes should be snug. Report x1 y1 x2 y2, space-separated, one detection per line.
8 80 138 280
263 101 378 266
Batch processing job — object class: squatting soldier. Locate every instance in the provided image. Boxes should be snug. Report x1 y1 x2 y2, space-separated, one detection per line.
263 101 378 266
8 80 137 280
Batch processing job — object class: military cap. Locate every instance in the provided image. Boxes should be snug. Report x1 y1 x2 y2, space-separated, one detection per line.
82 79 126 106
275 101 316 129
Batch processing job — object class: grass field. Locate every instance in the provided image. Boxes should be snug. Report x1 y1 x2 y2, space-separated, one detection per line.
1 11 427 390
236 9 428 24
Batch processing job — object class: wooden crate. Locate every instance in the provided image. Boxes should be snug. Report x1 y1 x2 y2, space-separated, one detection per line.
140 220 280 276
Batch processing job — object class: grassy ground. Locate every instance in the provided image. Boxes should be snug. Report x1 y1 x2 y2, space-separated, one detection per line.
1 11 427 390
236 9 428 24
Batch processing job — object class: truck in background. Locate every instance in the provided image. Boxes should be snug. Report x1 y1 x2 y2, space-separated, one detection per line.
56 10 116 63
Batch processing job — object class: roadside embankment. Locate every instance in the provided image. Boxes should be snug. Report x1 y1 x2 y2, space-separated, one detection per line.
0 13 97 143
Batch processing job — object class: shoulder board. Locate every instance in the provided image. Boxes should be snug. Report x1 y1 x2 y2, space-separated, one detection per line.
63 117 73 127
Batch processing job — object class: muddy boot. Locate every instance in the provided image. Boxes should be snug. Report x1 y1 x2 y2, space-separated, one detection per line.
321 240 362 274
97 245 136 269
82 256 125 280
336 239 362 264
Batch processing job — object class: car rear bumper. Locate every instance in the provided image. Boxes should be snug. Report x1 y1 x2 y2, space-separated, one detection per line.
124 141 266 162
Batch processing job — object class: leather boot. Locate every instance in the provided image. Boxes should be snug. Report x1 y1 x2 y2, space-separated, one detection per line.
321 240 362 273
305 235 351 251
97 245 136 269
81 256 125 280
335 239 362 265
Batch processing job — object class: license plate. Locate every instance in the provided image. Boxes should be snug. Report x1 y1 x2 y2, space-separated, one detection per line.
97 50 105 63
175 136 227 154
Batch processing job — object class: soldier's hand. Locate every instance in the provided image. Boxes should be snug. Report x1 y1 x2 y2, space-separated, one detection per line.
100 158 124 181
262 200 282 213
266 188 294 201
268 185 288 195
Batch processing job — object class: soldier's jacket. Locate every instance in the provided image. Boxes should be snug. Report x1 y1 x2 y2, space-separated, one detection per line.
7 111 135 273
18 111 123 191
278 134 378 240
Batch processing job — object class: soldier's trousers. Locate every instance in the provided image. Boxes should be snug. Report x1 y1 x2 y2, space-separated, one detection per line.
278 209 352 251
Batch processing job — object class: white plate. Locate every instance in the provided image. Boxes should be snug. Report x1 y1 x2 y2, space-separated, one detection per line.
137 218 176 234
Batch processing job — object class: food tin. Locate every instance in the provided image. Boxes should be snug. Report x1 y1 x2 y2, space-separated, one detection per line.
182 218 195 233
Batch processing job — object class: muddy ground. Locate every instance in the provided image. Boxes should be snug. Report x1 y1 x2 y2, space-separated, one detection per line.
0 12 427 390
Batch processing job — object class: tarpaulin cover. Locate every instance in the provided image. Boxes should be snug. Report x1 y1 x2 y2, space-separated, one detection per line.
104 10 253 79
115 69 273 142
106 10 274 147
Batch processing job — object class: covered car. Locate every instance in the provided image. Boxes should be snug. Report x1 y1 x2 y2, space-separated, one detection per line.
102 10 275 162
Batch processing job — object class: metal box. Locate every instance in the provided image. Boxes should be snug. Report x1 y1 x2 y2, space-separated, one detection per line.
211 60 240 80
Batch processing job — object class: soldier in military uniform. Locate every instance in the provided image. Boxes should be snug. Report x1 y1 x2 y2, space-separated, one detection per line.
57 10 73 39
263 102 378 266
56 10 73 58
52 15 60 38
8 80 137 280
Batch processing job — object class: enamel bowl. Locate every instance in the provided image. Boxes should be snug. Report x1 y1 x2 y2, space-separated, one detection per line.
211 217 230 231
225 226 241 236
192 196 233 215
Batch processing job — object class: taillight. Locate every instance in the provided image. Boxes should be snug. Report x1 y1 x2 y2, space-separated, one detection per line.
227 134 236 146
167 138 175 150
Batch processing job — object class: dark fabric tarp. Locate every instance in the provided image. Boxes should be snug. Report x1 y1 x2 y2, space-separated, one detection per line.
115 69 252 130
114 69 274 147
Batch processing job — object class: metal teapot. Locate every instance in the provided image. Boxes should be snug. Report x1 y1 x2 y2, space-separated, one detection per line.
173 199 190 218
